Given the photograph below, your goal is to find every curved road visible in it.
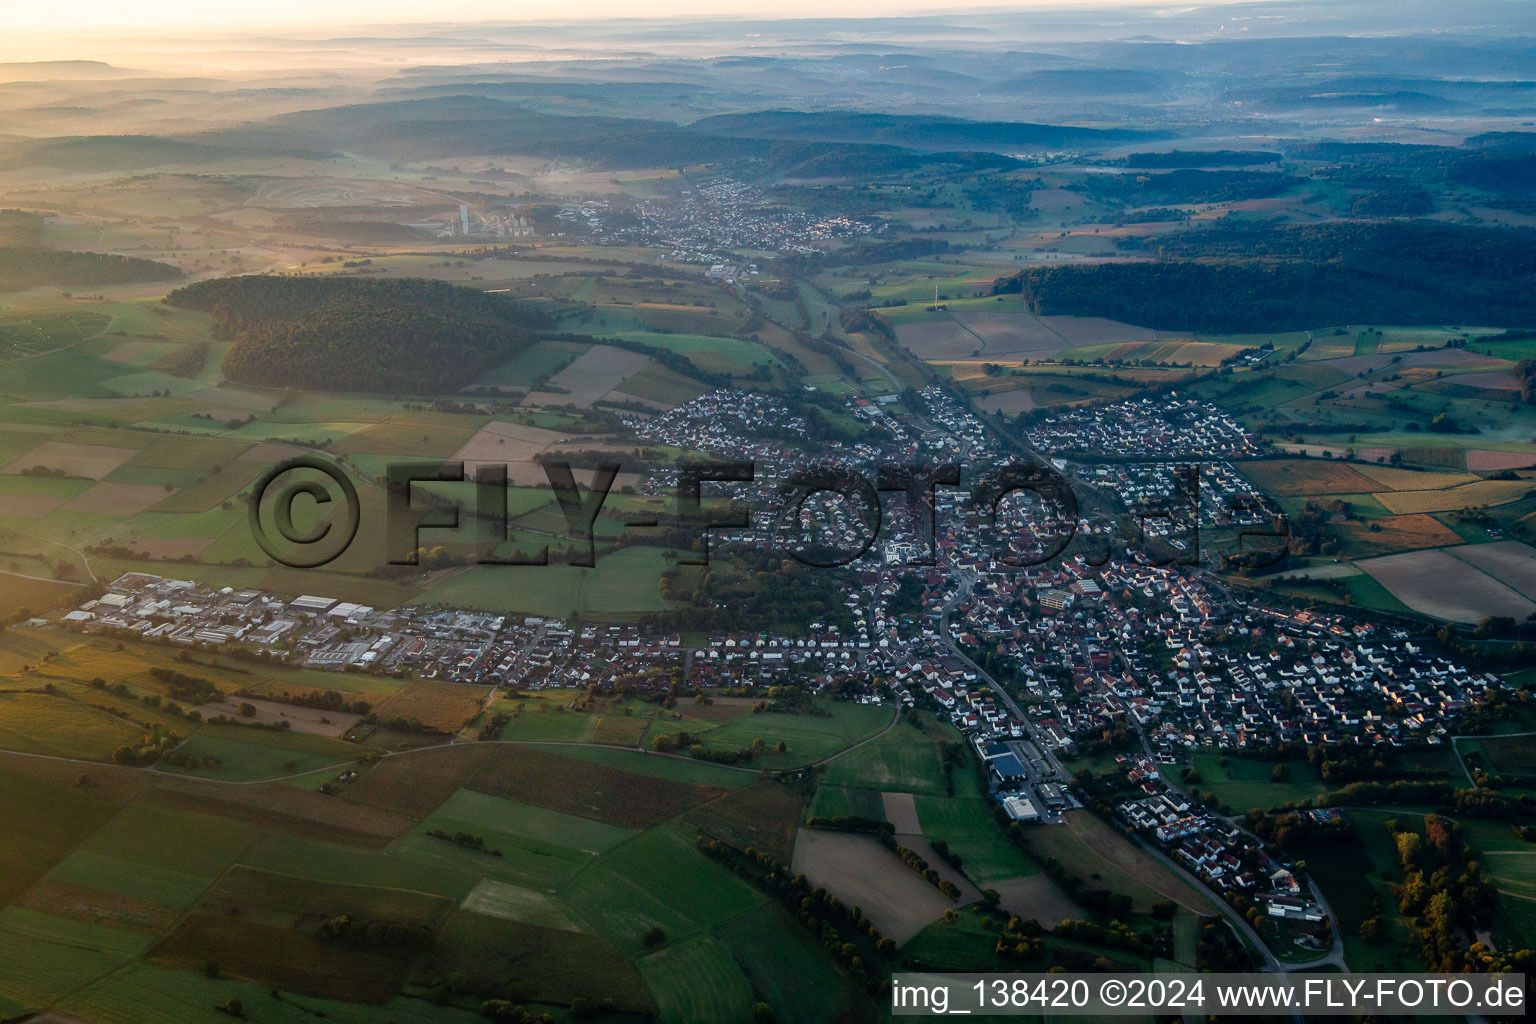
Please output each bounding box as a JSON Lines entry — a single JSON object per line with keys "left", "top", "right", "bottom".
{"left": 1140, "top": 731, "right": 1347, "bottom": 973}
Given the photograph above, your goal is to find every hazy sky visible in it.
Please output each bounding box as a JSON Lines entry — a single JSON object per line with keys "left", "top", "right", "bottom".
{"left": 8, "top": 0, "right": 1233, "bottom": 35}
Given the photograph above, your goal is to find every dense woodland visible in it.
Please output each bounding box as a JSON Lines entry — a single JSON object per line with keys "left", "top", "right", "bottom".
{"left": 0, "top": 247, "right": 182, "bottom": 292}
{"left": 0, "top": 211, "right": 181, "bottom": 291}
{"left": 166, "top": 275, "right": 551, "bottom": 392}
{"left": 1283, "top": 133, "right": 1536, "bottom": 195}
{"left": 1073, "top": 169, "right": 1302, "bottom": 205}
{"left": 993, "top": 220, "right": 1536, "bottom": 332}
{"left": 1145, "top": 220, "right": 1536, "bottom": 275}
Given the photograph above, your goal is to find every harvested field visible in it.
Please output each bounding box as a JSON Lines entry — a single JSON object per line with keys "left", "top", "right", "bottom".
{"left": 149, "top": 461, "right": 262, "bottom": 513}
{"left": 147, "top": 776, "right": 412, "bottom": 847}
{"left": 102, "top": 340, "right": 169, "bottom": 364}
{"left": 881, "top": 791, "right": 923, "bottom": 834}
{"left": 791, "top": 828, "right": 951, "bottom": 944}
{"left": 1339, "top": 381, "right": 1396, "bottom": 398}
{"left": 186, "top": 387, "right": 279, "bottom": 414}
{"left": 370, "top": 679, "right": 486, "bottom": 734}
{"left": 1239, "top": 459, "right": 1380, "bottom": 496}
{"left": 684, "top": 779, "right": 806, "bottom": 862}
{"left": 0, "top": 493, "right": 64, "bottom": 516}
{"left": 1356, "top": 548, "right": 1536, "bottom": 623}
{"left": 1400, "top": 447, "right": 1467, "bottom": 470}
{"left": 1449, "top": 541, "right": 1536, "bottom": 602}
{"left": 122, "top": 538, "right": 213, "bottom": 560}
{"left": 251, "top": 177, "right": 449, "bottom": 208}
{"left": 1401, "top": 348, "right": 1500, "bottom": 368}
{"left": 449, "top": 418, "right": 571, "bottom": 462}
{"left": 3, "top": 441, "right": 136, "bottom": 480}
{"left": 950, "top": 312, "right": 1073, "bottom": 358}
{"left": 468, "top": 745, "right": 726, "bottom": 828}
{"left": 678, "top": 696, "right": 757, "bottom": 724}
{"left": 185, "top": 695, "right": 359, "bottom": 737}
{"left": 524, "top": 345, "right": 649, "bottom": 408}
{"left": 448, "top": 419, "right": 584, "bottom": 484}
{"left": 1448, "top": 372, "right": 1521, "bottom": 391}
{"left": 331, "top": 413, "right": 485, "bottom": 457}
{"left": 342, "top": 743, "right": 491, "bottom": 818}
{"left": 1038, "top": 315, "right": 1158, "bottom": 346}
{"left": 60, "top": 482, "right": 173, "bottom": 515}
{"left": 590, "top": 714, "right": 649, "bottom": 746}
{"left": 1333, "top": 514, "right": 1462, "bottom": 555}
{"left": 1353, "top": 465, "right": 1478, "bottom": 490}
{"left": 1159, "top": 341, "right": 1246, "bottom": 365}
{"left": 237, "top": 441, "right": 304, "bottom": 462}
{"left": 1374, "top": 479, "right": 1534, "bottom": 514}
{"left": 894, "top": 320, "right": 982, "bottom": 360}
{"left": 1323, "top": 354, "right": 1393, "bottom": 375}
{"left": 149, "top": 911, "right": 414, "bottom": 1003}
{"left": 978, "top": 389, "right": 1036, "bottom": 416}
{"left": 16, "top": 879, "right": 177, "bottom": 933}
{"left": 1467, "top": 449, "right": 1536, "bottom": 472}
{"left": 989, "top": 874, "right": 1080, "bottom": 931}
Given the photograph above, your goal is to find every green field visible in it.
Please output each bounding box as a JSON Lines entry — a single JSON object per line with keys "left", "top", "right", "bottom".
{"left": 819, "top": 714, "right": 950, "bottom": 794}
{"left": 418, "top": 545, "right": 680, "bottom": 618}
{"left": 697, "top": 702, "right": 893, "bottom": 768}
{"left": 408, "top": 788, "right": 635, "bottom": 889}
{"left": 46, "top": 848, "right": 214, "bottom": 909}
{"left": 808, "top": 784, "right": 886, "bottom": 820}
{"left": 718, "top": 904, "right": 860, "bottom": 1024}
{"left": 1190, "top": 750, "right": 1333, "bottom": 812}
{"left": 78, "top": 802, "right": 259, "bottom": 878}
{"left": 0, "top": 765, "right": 122, "bottom": 905}
{"left": 594, "top": 331, "right": 780, "bottom": 375}
{"left": 913, "top": 772, "right": 1037, "bottom": 885}
{"left": 561, "top": 826, "right": 767, "bottom": 954}
{"left": 62, "top": 961, "right": 489, "bottom": 1024}
{"left": 637, "top": 937, "right": 756, "bottom": 1024}
{"left": 1483, "top": 852, "right": 1536, "bottom": 901}
{"left": 1021, "top": 811, "right": 1213, "bottom": 915}
{"left": 0, "top": 908, "right": 151, "bottom": 1011}
{"left": 161, "top": 724, "right": 359, "bottom": 781}
{"left": 0, "top": 690, "right": 145, "bottom": 759}
{"left": 548, "top": 744, "right": 757, "bottom": 787}
{"left": 475, "top": 340, "right": 589, "bottom": 387}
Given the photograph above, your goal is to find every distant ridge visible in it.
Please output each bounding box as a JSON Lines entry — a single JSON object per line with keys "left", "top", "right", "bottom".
{"left": 0, "top": 60, "right": 139, "bottom": 82}
{"left": 686, "top": 110, "right": 1166, "bottom": 152}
